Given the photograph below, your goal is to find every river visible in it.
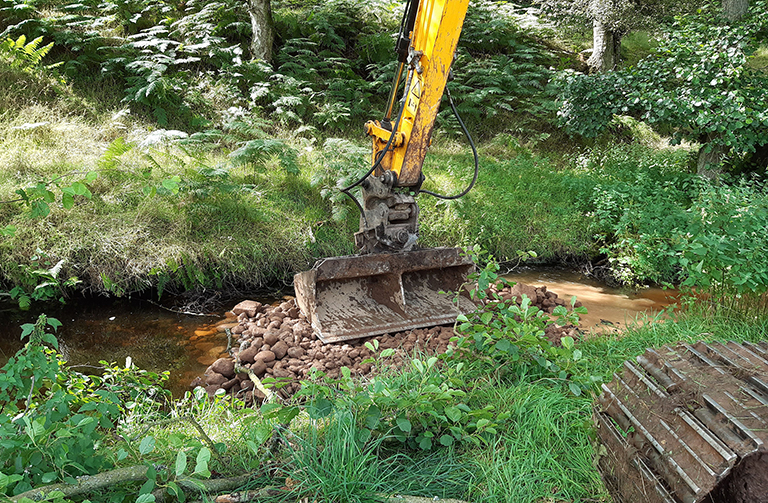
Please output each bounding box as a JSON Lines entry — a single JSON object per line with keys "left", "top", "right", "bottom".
{"left": 0, "top": 269, "right": 677, "bottom": 396}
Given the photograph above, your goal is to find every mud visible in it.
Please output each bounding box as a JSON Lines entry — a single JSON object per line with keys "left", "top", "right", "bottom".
{"left": 193, "top": 282, "right": 582, "bottom": 404}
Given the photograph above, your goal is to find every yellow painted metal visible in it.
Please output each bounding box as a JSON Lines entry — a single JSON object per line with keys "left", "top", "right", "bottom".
{"left": 367, "top": 0, "right": 470, "bottom": 186}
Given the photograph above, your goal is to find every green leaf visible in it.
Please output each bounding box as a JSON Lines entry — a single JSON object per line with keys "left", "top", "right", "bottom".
{"left": 396, "top": 417, "right": 412, "bottom": 434}
{"left": 568, "top": 383, "right": 582, "bottom": 396}
{"left": 139, "top": 436, "right": 156, "bottom": 455}
{"left": 175, "top": 451, "right": 187, "bottom": 477}
{"left": 439, "top": 434, "right": 454, "bottom": 446}
{"left": 62, "top": 193, "right": 74, "bottom": 209}
{"left": 309, "top": 398, "right": 333, "bottom": 419}
{"left": 380, "top": 348, "right": 395, "bottom": 358}
{"left": 194, "top": 447, "right": 211, "bottom": 478}
{"left": 138, "top": 478, "right": 155, "bottom": 496}
{"left": 136, "top": 494, "right": 156, "bottom": 503}
{"left": 494, "top": 339, "right": 511, "bottom": 352}
{"left": 166, "top": 481, "right": 185, "bottom": 503}
{"left": 418, "top": 437, "right": 432, "bottom": 450}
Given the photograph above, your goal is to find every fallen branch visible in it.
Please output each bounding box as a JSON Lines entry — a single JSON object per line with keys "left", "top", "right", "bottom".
{"left": 152, "top": 474, "right": 275, "bottom": 503}
{"left": 212, "top": 486, "right": 283, "bottom": 503}
{"left": 11, "top": 465, "right": 149, "bottom": 502}
{"left": 234, "top": 362, "right": 278, "bottom": 403}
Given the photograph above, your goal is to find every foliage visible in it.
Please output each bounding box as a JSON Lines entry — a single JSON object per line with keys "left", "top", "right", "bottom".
{"left": 264, "top": 344, "right": 509, "bottom": 451}
{"left": 0, "top": 315, "right": 166, "bottom": 496}
{"left": 442, "top": 1, "right": 559, "bottom": 135}
{"left": 8, "top": 249, "right": 80, "bottom": 310}
{"left": 0, "top": 34, "right": 54, "bottom": 70}
{"left": 309, "top": 138, "right": 370, "bottom": 222}
{"left": 566, "top": 144, "right": 768, "bottom": 297}
{"left": 677, "top": 179, "right": 768, "bottom": 296}
{"left": 558, "top": 3, "right": 768, "bottom": 171}
{"left": 14, "top": 171, "right": 97, "bottom": 219}
{"left": 566, "top": 145, "right": 699, "bottom": 284}
{"left": 536, "top": 0, "right": 684, "bottom": 35}
{"left": 449, "top": 256, "right": 595, "bottom": 396}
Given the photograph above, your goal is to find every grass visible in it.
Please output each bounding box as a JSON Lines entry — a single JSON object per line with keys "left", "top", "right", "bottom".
{"left": 466, "top": 383, "right": 603, "bottom": 503}
{"left": 0, "top": 76, "right": 600, "bottom": 297}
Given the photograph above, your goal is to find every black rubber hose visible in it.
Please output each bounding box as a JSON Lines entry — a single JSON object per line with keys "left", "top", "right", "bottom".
{"left": 418, "top": 84, "right": 479, "bottom": 200}
{"left": 340, "top": 71, "right": 414, "bottom": 225}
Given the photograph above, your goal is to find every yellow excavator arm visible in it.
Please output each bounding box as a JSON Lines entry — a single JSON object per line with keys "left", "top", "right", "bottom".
{"left": 365, "top": 0, "right": 470, "bottom": 187}
{"left": 293, "top": 0, "right": 477, "bottom": 343}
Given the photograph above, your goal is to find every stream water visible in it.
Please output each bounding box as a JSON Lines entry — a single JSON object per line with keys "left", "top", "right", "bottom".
{"left": 0, "top": 296, "right": 244, "bottom": 398}
{"left": 505, "top": 267, "right": 678, "bottom": 333}
{"left": 0, "top": 269, "right": 677, "bottom": 397}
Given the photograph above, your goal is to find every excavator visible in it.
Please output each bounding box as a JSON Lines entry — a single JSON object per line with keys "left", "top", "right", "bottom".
{"left": 292, "top": 3, "right": 768, "bottom": 500}
{"left": 293, "top": 0, "right": 477, "bottom": 344}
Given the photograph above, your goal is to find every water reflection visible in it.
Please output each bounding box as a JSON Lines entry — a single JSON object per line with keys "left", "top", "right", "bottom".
{"left": 0, "top": 296, "right": 229, "bottom": 397}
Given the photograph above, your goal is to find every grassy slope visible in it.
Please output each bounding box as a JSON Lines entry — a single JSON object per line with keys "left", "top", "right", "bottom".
{"left": 0, "top": 71, "right": 596, "bottom": 296}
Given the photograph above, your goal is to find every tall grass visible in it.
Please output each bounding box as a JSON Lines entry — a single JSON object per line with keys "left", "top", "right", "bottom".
{"left": 467, "top": 382, "right": 603, "bottom": 503}
{"left": 282, "top": 411, "right": 399, "bottom": 503}
{"left": 418, "top": 140, "right": 593, "bottom": 263}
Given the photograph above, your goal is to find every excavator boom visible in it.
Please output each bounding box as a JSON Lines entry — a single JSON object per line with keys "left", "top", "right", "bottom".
{"left": 294, "top": 0, "right": 474, "bottom": 343}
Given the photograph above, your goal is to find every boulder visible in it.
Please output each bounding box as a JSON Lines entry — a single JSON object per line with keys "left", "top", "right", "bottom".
{"left": 250, "top": 360, "right": 267, "bottom": 376}
{"left": 256, "top": 350, "right": 276, "bottom": 363}
{"left": 238, "top": 345, "right": 260, "bottom": 364}
{"left": 272, "top": 340, "right": 289, "bottom": 360}
{"left": 204, "top": 371, "right": 227, "bottom": 386}
{"left": 210, "top": 358, "right": 235, "bottom": 377}
{"left": 232, "top": 300, "right": 262, "bottom": 318}
{"left": 509, "top": 282, "right": 538, "bottom": 304}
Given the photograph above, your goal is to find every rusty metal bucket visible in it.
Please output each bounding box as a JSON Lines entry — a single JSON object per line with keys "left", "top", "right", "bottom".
{"left": 293, "top": 247, "right": 476, "bottom": 344}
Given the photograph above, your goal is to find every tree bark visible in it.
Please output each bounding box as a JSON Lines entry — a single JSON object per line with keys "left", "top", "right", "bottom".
{"left": 723, "top": 0, "right": 748, "bottom": 21}
{"left": 697, "top": 135, "right": 727, "bottom": 180}
{"left": 247, "top": 0, "right": 275, "bottom": 63}
{"left": 587, "top": 18, "right": 621, "bottom": 72}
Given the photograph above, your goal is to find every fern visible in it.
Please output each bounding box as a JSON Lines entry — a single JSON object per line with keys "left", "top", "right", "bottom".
{"left": 229, "top": 139, "right": 299, "bottom": 175}
{"left": 0, "top": 34, "right": 54, "bottom": 70}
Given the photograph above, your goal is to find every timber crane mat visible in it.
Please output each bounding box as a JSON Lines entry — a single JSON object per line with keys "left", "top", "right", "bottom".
{"left": 595, "top": 341, "right": 768, "bottom": 503}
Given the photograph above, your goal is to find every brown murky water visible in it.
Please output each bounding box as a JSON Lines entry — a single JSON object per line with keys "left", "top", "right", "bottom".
{"left": 0, "top": 296, "right": 238, "bottom": 397}
{"left": 506, "top": 268, "right": 678, "bottom": 334}
{"left": 0, "top": 271, "right": 678, "bottom": 396}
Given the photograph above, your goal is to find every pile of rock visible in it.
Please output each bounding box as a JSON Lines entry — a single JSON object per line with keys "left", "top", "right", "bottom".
{"left": 487, "top": 281, "right": 583, "bottom": 313}
{"left": 196, "top": 282, "right": 582, "bottom": 404}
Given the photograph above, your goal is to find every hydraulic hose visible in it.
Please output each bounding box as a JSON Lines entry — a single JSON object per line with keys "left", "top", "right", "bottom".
{"left": 340, "top": 70, "right": 414, "bottom": 225}
{"left": 418, "top": 84, "right": 479, "bottom": 200}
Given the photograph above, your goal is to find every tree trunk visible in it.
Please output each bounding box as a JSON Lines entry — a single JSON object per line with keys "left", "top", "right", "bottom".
{"left": 247, "top": 0, "right": 275, "bottom": 63}
{"left": 697, "top": 135, "right": 727, "bottom": 180}
{"left": 587, "top": 18, "right": 621, "bottom": 73}
{"left": 723, "top": 0, "right": 748, "bottom": 21}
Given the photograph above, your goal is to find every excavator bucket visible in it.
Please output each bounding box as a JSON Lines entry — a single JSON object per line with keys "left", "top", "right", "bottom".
{"left": 294, "top": 247, "right": 476, "bottom": 344}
